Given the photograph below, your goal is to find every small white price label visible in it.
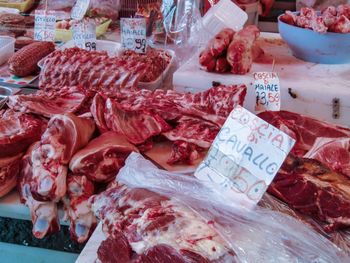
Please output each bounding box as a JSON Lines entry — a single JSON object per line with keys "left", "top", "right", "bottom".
{"left": 121, "top": 18, "right": 147, "bottom": 54}
{"left": 71, "top": 0, "right": 90, "bottom": 20}
{"left": 195, "top": 106, "right": 295, "bottom": 206}
{"left": 34, "top": 10, "right": 56, "bottom": 42}
{"left": 72, "top": 21, "right": 96, "bottom": 51}
{"left": 253, "top": 72, "right": 281, "bottom": 112}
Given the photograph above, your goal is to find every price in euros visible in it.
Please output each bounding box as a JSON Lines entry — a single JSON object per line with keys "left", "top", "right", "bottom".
{"left": 135, "top": 38, "right": 146, "bottom": 53}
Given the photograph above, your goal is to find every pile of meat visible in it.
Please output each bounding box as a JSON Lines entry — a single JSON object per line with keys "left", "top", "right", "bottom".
{"left": 90, "top": 184, "right": 238, "bottom": 263}
{"left": 258, "top": 111, "right": 350, "bottom": 250}
{"left": 39, "top": 47, "right": 172, "bottom": 94}
{"left": 280, "top": 4, "right": 350, "bottom": 33}
{"left": 199, "top": 26, "right": 263, "bottom": 75}
{"left": 56, "top": 17, "right": 109, "bottom": 30}
{"left": 2, "top": 83, "right": 246, "bottom": 243}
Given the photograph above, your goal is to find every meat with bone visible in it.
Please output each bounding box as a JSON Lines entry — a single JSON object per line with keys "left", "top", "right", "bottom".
{"left": 167, "top": 141, "right": 201, "bottom": 165}
{"left": 30, "top": 113, "right": 95, "bottom": 202}
{"left": 39, "top": 47, "right": 147, "bottom": 94}
{"left": 69, "top": 132, "right": 138, "bottom": 183}
{"left": 0, "top": 153, "right": 23, "bottom": 197}
{"left": 90, "top": 185, "right": 237, "bottom": 263}
{"left": 7, "top": 86, "right": 91, "bottom": 118}
{"left": 258, "top": 110, "right": 350, "bottom": 156}
{"left": 268, "top": 154, "right": 350, "bottom": 232}
{"left": 0, "top": 109, "right": 46, "bottom": 158}
{"left": 304, "top": 137, "right": 350, "bottom": 178}
{"left": 226, "top": 25, "right": 261, "bottom": 75}
{"left": 63, "top": 175, "right": 97, "bottom": 243}
{"left": 18, "top": 142, "right": 60, "bottom": 239}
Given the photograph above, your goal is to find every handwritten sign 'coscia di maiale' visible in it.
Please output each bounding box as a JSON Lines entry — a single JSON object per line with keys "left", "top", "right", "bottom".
{"left": 195, "top": 106, "right": 295, "bottom": 207}
{"left": 120, "top": 18, "right": 147, "bottom": 54}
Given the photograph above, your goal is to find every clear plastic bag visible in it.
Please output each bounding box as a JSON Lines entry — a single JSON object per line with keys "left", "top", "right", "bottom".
{"left": 116, "top": 152, "right": 349, "bottom": 263}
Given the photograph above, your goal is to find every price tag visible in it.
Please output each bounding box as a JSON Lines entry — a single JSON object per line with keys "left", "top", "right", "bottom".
{"left": 121, "top": 18, "right": 147, "bottom": 53}
{"left": 34, "top": 10, "right": 56, "bottom": 41}
{"left": 72, "top": 21, "right": 96, "bottom": 51}
{"left": 253, "top": 72, "right": 281, "bottom": 112}
{"left": 195, "top": 106, "right": 295, "bottom": 206}
{"left": 71, "top": 0, "right": 90, "bottom": 20}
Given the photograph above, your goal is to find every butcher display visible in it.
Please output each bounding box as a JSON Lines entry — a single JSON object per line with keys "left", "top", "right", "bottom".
{"left": 90, "top": 185, "right": 238, "bottom": 263}
{"left": 63, "top": 175, "right": 97, "bottom": 243}
{"left": 199, "top": 26, "right": 262, "bottom": 75}
{"left": 29, "top": 113, "right": 95, "bottom": 202}
{"left": 7, "top": 86, "right": 91, "bottom": 118}
{"left": 69, "top": 132, "right": 138, "bottom": 183}
{"left": 280, "top": 5, "right": 350, "bottom": 33}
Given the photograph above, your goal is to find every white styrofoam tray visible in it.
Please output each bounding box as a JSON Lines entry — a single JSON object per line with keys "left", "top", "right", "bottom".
{"left": 173, "top": 32, "right": 350, "bottom": 127}
{"left": 38, "top": 40, "right": 176, "bottom": 91}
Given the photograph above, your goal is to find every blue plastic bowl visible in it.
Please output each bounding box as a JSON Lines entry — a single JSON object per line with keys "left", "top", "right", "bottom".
{"left": 278, "top": 12, "right": 350, "bottom": 64}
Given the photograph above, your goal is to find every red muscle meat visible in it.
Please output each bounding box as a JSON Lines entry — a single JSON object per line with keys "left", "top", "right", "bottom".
{"left": 7, "top": 86, "right": 91, "bottom": 118}
{"left": 39, "top": 47, "right": 147, "bottom": 94}
{"left": 167, "top": 141, "right": 201, "bottom": 165}
{"left": 258, "top": 111, "right": 350, "bottom": 156}
{"left": 30, "top": 114, "right": 95, "bottom": 202}
{"left": 69, "top": 132, "right": 138, "bottom": 182}
{"left": 0, "top": 153, "right": 23, "bottom": 197}
{"left": 0, "top": 109, "right": 46, "bottom": 158}
{"left": 227, "top": 25, "right": 260, "bottom": 75}
{"left": 18, "top": 142, "right": 60, "bottom": 239}
{"left": 305, "top": 137, "right": 350, "bottom": 178}
{"left": 63, "top": 175, "right": 96, "bottom": 243}
{"left": 268, "top": 154, "right": 350, "bottom": 231}
{"left": 90, "top": 185, "right": 237, "bottom": 263}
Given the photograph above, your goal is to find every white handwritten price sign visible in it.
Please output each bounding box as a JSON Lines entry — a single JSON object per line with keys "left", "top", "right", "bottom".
{"left": 71, "top": 0, "right": 90, "bottom": 20}
{"left": 195, "top": 106, "right": 295, "bottom": 206}
{"left": 121, "top": 18, "right": 147, "bottom": 54}
{"left": 34, "top": 10, "right": 56, "bottom": 42}
{"left": 254, "top": 72, "right": 281, "bottom": 112}
{"left": 72, "top": 21, "right": 96, "bottom": 51}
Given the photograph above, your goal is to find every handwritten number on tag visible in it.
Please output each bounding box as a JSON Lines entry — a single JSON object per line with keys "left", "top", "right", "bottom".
{"left": 85, "top": 42, "right": 96, "bottom": 51}
{"left": 135, "top": 38, "right": 146, "bottom": 53}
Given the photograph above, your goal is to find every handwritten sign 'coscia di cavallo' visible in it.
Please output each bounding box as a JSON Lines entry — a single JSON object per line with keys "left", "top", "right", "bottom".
{"left": 195, "top": 106, "right": 295, "bottom": 207}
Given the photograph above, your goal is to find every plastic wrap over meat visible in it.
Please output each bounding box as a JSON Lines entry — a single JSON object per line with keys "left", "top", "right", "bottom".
{"left": 69, "top": 132, "right": 138, "bottom": 182}
{"left": 91, "top": 152, "right": 348, "bottom": 263}
{"left": 63, "top": 175, "right": 97, "bottom": 243}
{"left": 30, "top": 114, "right": 95, "bottom": 202}
{"left": 7, "top": 86, "right": 92, "bottom": 118}
{"left": 18, "top": 143, "right": 60, "bottom": 239}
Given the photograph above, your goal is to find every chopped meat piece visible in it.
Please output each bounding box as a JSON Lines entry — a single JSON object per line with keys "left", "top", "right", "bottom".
{"left": 209, "top": 28, "right": 235, "bottom": 57}
{"left": 305, "top": 137, "right": 350, "bottom": 178}
{"left": 0, "top": 109, "right": 46, "bottom": 158}
{"left": 268, "top": 154, "right": 350, "bottom": 231}
{"left": 63, "top": 174, "right": 96, "bottom": 243}
{"left": 18, "top": 142, "right": 60, "bottom": 239}
{"left": 30, "top": 114, "right": 95, "bottom": 202}
{"left": 69, "top": 132, "right": 138, "bottom": 182}
{"left": 258, "top": 111, "right": 350, "bottom": 156}
{"left": 280, "top": 11, "right": 297, "bottom": 25}
{"left": 97, "top": 235, "right": 132, "bottom": 263}
{"left": 7, "top": 86, "right": 91, "bottom": 118}
{"left": 167, "top": 141, "right": 201, "bottom": 165}
{"left": 0, "top": 153, "right": 22, "bottom": 197}
{"left": 329, "top": 15, "right": 350, "bottom": 33}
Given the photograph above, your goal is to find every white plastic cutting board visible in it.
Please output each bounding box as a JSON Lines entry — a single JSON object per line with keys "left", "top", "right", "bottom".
{"left": 173, "top": 33, "right": 350, "bottom": 127}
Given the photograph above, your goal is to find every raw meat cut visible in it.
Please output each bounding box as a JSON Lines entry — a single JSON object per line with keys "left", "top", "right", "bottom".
{"left": 7, "top": 86, "right": 91, "bottom": 118}
{"left": 0, "top": 153, "right": 23, "bottom": 197}
{"left": 18, "top": 143, "right": 60, "bottom": 239}
{"left": 163, "top": 116, "right": 219, "bottom": 149}
{"left": 227, "top": 25, "right": 260, "bottom": 75}
{"left": 167, "top": 141, "right": 201, "bottom": 165}
{"left": 91, "top": 93, "right": 109, "bottom": 132}
{"left": 305, "top": 137, "right": 350, "bottom": 178}
{"left": 90, "top": 185, "right": 237, "bottom": 263}
{"left": 39, "top": 47, "right": 147, "bottom": 94}
{"left": 258, "top": 111, "right": 350, "bottom": 156}
{"left": 63, "top": 175, "right": 97, "bottom": 243}
{"left": 104, "top": 98, "right": 171, "bottom": 145}
{"left": 69, "top": 132, "right": 138, "bottom": 182}
{"left": 268, "top": 154, "right": 350, "bottom": 231}
{"left": 0, "top": 109, "right": 46, "bottom": 158}
{"left": 119, "top": 48, "right": 172, "bottom": 82}
{"left": 30, "top": 113, "right": 95, "bottom": 202}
